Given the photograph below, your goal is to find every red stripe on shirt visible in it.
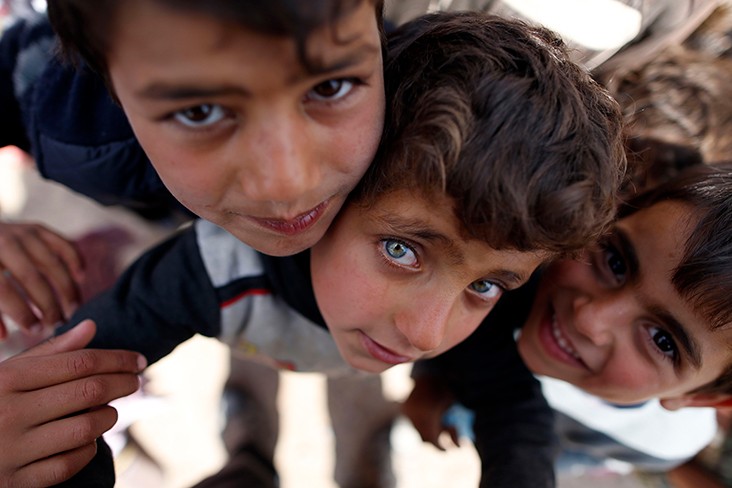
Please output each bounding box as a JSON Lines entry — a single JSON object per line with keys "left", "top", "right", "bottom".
{"left": 221, "top": 288, "right": 270, "bottom": 308}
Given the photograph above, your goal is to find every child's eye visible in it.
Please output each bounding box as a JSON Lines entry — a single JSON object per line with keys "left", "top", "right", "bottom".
{"left": 648, "top": 325, "right": 679, "bottom": 362}
{"left": 381, "top": 239, "right": 418, "bottom": 267}
{"left": 469, "top": 279, "right": 504, "bottom": 301}
{"left": 598, "top": 239, "right": 627, "bottom": 284}
{"left": 173, "top": 104, "right": 226, "bottom": 128}
{"left": 308, "top": 78, "right": 357, "bottom": 102}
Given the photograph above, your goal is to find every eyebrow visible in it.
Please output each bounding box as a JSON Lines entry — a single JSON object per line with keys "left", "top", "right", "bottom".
{"left": 135, "top": 43, "right": 380, "bottom": 101}
{"left": 617, "top": 228, "right": 703, "bottom": 369}
{"left": 137, "top": 84, "right": 250, "bottom": 100}
{"left": 302, "top": 42, "right": 381, "bottom": 78}
{"left": 376, "top": 214, "right": 527, "bottom": 287}
{"left": 378, "top": 214, "right": 460, "bottom": 259}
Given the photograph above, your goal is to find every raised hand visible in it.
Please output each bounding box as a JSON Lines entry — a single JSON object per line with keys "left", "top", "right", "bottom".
{"left": 0, "top": 320, "right": 146, "bottom": 488}
{"left": 0, "top": 221, "right": 85, "bottom": 338}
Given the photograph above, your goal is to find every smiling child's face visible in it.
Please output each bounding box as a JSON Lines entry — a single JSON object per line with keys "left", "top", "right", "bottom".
{"left": 106, "top": 0, "right": 384, "bottom": 256}
{"left": 311, "top": 190, "right": 549, "bottom": 373}
{"left": 518, "top": 200, "right": 732, "bottom": 407}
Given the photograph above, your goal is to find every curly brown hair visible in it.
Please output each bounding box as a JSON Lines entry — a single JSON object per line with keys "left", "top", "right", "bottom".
{"left": 352, "top": 12, "right": 627, "bottom": 255}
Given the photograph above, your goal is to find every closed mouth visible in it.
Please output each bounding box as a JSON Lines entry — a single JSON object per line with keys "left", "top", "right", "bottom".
{"left": 251, "top": 200, "right": 329, "bottom": 235}
{"left": 359, "top": 332, "right": 413, "bottom": 365}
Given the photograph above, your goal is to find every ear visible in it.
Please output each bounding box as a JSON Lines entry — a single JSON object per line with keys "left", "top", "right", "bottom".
{"left": 660, "top": 393, "right": 732, "bottom": 411}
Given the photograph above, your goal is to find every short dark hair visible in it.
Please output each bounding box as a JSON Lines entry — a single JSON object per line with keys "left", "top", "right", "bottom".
{"left": 47, "top": 0, "right": 384, "bottom": 78}
{"left": 619, "top": 164, "right": 732, "bottom": 396}
{"left": 351, "top": 11, "right": 626, "bottom": 254}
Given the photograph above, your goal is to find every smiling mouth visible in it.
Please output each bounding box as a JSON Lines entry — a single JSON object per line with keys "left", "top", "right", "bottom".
{"left": 551, "top": 314, "right": 581, "bottom": 360}
{"left": 250, "top": 200, "right": 329, "bottom": 235}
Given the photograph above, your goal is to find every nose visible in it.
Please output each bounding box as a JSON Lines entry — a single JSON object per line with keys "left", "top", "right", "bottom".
{"left": 571, "top": 293, "right": 620, "bottom": 347}
{"left": 394, "top": 293, "right": 454, "bottom": 352}
{"left": 238, "top": 108, "right": 321, "bottom": 205}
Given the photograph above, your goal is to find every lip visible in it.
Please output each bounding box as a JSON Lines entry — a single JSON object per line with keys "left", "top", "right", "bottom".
{"left": 538, "top": 307, "right": 587, "bottom": 369}
{"left": 358, "top": 331, "right": 413, "bottom": 365}
{"left": 249, "top": 200, "right": 329, "bottom": 236}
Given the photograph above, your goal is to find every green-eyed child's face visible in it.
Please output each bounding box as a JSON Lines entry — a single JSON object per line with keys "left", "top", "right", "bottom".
{"left": 107, "top": 0, "right": 384, "bottom": 256}
{"left": 311, "top": 190, "right": 549, "bottom": 373}
{"left": 519, "top": 201, "right": 732, "bottom": 408}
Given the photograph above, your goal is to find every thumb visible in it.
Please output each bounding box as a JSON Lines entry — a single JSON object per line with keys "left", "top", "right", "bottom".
{"left": 19, "top": 319, "right": 97, "bottom": 358}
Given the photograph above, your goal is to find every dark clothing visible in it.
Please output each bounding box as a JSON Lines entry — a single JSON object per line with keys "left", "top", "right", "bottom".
{"left": 55, "top": 220, "right": 556, "bottom": 488}
{"left": 414, "top": 277, "right": 558, "bottom": 488}
{"left": 1, "top": 15, "right": 182, "bottom": 215}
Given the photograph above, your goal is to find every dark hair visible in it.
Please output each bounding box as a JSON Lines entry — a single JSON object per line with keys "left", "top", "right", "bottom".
{"left": 351, "top": 11, "right": 626, "bottom": 254}
{"left": 606, "top": 47, "right": 732, "bottom": 166}
{"left": 47, "top": 0, "right": 384, "bottom": 78}
{"left": 619, "top": 164, "right": 732, "bottom": 396}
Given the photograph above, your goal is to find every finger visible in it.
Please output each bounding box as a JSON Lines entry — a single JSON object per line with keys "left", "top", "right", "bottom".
{"left": 415, "top": 420, "right": 446, "bottom": 451}
{"left": 25, "top": 228, "right": 85, "bottom": 317}
{"left": 35, "top": 227, "right": 85, "bottom": 281}
{"left": 9, "top": 440, "right": 99, "bottom": 488}
{"left": 3, "top": 321, "right": 147, "bottom": 390}
{"left": 0, "top": 225, "right": 83, "bottom": 325}
{"left": 446, "top": 426, "right": 460, "bottom": 447}
{"left": 19, "top": 319, "right": 97, "bottom": 357}
{"left": 24, "top": 405, "right": 118, "bottom": 461}
{"left": 0, "top": 270, "right": 43, "bottom": 329}
{"left": 0, "top": 314, "right": 7, "bottom": 340}
{"left": 4, "top": 350, "right": 146, "bottom": 393}
{"left": 19, "top": 373, "right": 140, "bottom": 426}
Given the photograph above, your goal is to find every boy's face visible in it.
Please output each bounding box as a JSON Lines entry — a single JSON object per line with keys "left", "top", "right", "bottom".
{"left": 311, "top": 190, "right": 549, "bottom": 373}
{"left": 107, "top": 0, "right": 384, "bottom": 256}
{"left": 518, "top": 201, "right": 732, "bottom": 406}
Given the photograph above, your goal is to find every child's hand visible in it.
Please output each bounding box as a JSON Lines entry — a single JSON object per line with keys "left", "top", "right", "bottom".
{"left": 0, "top": 320, "right": 146, "bottom": 488}
{"left": 0, "top": 221, "right": 84, "bottom": 338}
{"left": 401, "top": 375, "right": 460, "bottom": 451}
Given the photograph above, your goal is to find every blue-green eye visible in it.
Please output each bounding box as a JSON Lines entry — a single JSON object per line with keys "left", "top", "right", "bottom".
{"left": 469, "top": 279, "right": 503, "bottom": 300}
{"left": 174, "top": 104, "right": 226, "bottom": 127}
{"left": 382, "top": 239, "right": 418, "bottom": 267}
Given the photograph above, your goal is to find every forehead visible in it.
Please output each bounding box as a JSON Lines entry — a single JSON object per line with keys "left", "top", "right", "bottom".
{"left": 107, "top": 0, "right": 381, "bottom": 74}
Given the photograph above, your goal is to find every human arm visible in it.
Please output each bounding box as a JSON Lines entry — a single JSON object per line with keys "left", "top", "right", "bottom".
{"left": 401, "top": 373, "right": 460, "bottom": 451}
{"left": 0, "top": 221, "right": 85, "bottom": 338}
{"left": 0, "top": 319, "right": 145, "bottom": 488}
{"left": 55, "top": 223, "right": 221, "bottom": 363}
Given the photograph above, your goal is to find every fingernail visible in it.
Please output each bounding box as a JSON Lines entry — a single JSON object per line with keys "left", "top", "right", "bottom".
{"left": 66, "top": 302, "right": 80, "bottom": 317}
{"left": 137, "top": 355, "right": 148, "bottom": 371}
{"left": 28, "top": 323, "right": 44, "bottom": 335}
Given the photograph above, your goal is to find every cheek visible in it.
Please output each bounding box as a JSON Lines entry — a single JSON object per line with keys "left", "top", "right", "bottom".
{"left": 586, "top": 361, "right": 659, "bottom": 402}
{"left": 142, "top": 145, "right": 225, "bottom": 207}
{"left": 438, "top": 309, "right": 490, "bottom": 355}
{"left": 332, "top": 91, "right": 385, "bottom": 176}
{"left": 313, "top": 254, "right": 385, "bottom": 326}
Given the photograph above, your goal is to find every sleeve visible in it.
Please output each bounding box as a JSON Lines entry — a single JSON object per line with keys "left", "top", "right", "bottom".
{"left": 56, "top": 224, "right": 222, "bottom": 364}
{"left": 2, "top": 15, "right": 175, "bottom": 211}
{"left": 417, "top": 292, "right": 558, "bottom": 488}
{"left": 0, "top": 15, "right": 54, "bottom": 150}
